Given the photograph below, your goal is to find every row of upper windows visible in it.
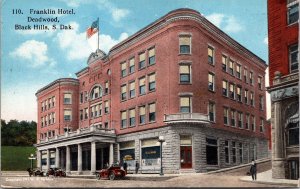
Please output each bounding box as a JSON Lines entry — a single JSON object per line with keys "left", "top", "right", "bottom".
{"left": 208, "top": 47, "right": 263, "bottom": 88}
{"left": 121, "top": 73, "right": 156, "bottom": 101}
{"left": 79, "top": 101, "right": 109, "bottom": 121}
{"left": 287, "top": 0, "right": 299, "bottom": 25}
{"left": 179, "top": 64, "right": 263, "bottom": 90}
{"left": 41, "top": 112, "right": 56, "bottom": 127}
{"left": 120, "top": 102, "right": 156, "bottom": 129}
{"left": 40, "top": 130, "right": 55, "bottom": 139}
{"left": 120, "top": 47, "right": 155, "bottom": 77}
{"left": 41, "top": 96, "right": 55, "bottom": 112}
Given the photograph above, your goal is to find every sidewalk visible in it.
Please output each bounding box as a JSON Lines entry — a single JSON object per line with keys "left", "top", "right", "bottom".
{"left": 239, "top": 169, "right": 298, "bottom": 187}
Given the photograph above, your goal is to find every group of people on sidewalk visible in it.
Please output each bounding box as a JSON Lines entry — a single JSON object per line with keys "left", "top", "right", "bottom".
{"left": 118, "top": 160, "right": 140, "bottom": 174}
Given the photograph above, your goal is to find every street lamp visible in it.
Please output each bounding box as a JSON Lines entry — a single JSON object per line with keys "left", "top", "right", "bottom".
{"left": 158, "top": 136, "right": 165, "bottom": 176}
{"left": 28, "top": 154, "right": 36, "bottom": 169}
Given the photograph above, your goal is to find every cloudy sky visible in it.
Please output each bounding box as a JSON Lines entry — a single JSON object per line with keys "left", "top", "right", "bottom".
{"left": 1, "top": 0, "right": 269, "bottom": 122}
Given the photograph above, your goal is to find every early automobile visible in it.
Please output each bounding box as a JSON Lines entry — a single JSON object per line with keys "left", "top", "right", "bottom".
{"left": 27, "top": 168, "right": 44, "bottom": 177}
{"left": 96, "top": 164, "right": 126, "bottom": 180}
{"left": 46, "top": 168, "right": 66, "bottom": 177}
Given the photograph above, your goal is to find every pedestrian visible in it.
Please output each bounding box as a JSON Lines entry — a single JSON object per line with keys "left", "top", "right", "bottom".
{"left": 135, "top": 160, "right": 139, "bottom": 174}
{"left": 123, "top": 161, "right": 128, "bottom": 175}
{"left": 249, "top": 159, "right": 257, "bottom": 180}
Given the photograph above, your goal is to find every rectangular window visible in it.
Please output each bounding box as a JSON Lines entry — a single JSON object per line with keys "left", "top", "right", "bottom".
{"left": 84, "top": 108, "right": 88, "bottom": 119}
{"left": 98, "top": 103, "right": 102, "bottom": 116}
{"left": 52, "top": 96, "right": 55, "bottom": 107}
{"left": 139, "top": 52, "right": 146, "bottom": 69}
{"left": 244, "top": 89, "right": 248, "bottom": 104}
{"left": 41, "top": 117, "right": 44, "bottom": 127}
{"left": 238, "top": 112, "right": 243, "bottom": 128}
{"left": 250, "top": 92, "right": 254, "bottom": 106}
{"left": 236, "top": 86, "right": 242, "bottom": 102}
{"left": 232, "top": 141, "right": 236, "bottom": 164}
{"left": 246, "top": 114, "right": 250, "bottom": 130}
{"left": 206, "top": 138, "right": 218, "bottom": 165}
{"left": 229, "top": 83, "right": 235, "bottom": 99}
{"left": 139, "top": 77, "right": 146, "bottom": 95}
{"left": 208, "top": 46, "right": 214, "bottom": 64}
{"left": 224, "top": 107, "right": 229, "bottom": 125}
{"left": 104, "top": 101, "right": 109, "bottom": 114}
{"left": 180, "top": 65, "right": 191, "bottom": 83}
{"left": 45, "top": 115, "right": 47, "bottom": 126}
{"left": 129, "top": 109, "right": 136, "bottom": 127}
{"left": 244, "top": 68, "right": 248, "bottom": 83}
{"left": 129, "top": 81, "right": 135, "bottom": 98}
{"left": 259, "top": 96, "right": 264, "bottom": 110}
{"left": 84, "top": 91, "right": 88, "bottom": 102}
{"left": 129, "top": 57, "right": 135, "bottom": 74}
{"left": 179, "top": 36, "right": 191, "bottom": 54}
{"left": 231, "top": 109, "right": 236, "bottom": 127}
{"left": 289, "top": 44, "right": 298, "bottom": 72}
{"left": 80, "top": 110, "right": 83, "bottom": 120}
{"left": 180, "top": 97, "right": 191, "bottom": 113}
{"left": 49, "top": 113, "right": 52, "bottom": 124}
{"left": 251, "top": 115, "right": 256, "bottom": 131}
{"left": 249, "top": 72, "right": 254, "bottom": 85}
{"left": 52, "top": 113, "right": 55, "bottom": 124}
{"left": 105, "top": 81, "right": 109, "bottom": 94}
{"left": 80, "top": 92, "right": 83, "bottom": 103}
{"left": 239, "top": 143, "right": 243, "bottom": 164}
{"left": 222, "top": 55, "right": 227, "bottom": 71}
{"left": 139, "top": 106, "right": 146, "bottom": 124}
{"left": 121, "top": 62, "right": 127, "bottom": 77}
{"left": 91, "top": 106, "right": 95, "bottom": 118}
{"left": 148, "top": 48, "right": 155, "bottom": 65}
{"left": 208, "top": 102, "right": 215, "bottom": 122}
{"left": 258, "top": 77, "right": 262, "bottom": 90}
{"left": 222, "top": 80, "right": 228, "bottom": 96}
{"left": 260, "top": 118, "right": 264, "bottom": 133}
{"left": 229, "top": 60, "right": 234, "bottom": 75}
{"left": 148, "top": 73, "right": 156, "bottom": 92}
{"left": 41, "top": 102, "right": 44, "bottom": 112}
{"left": 225, "top": 140, "right": 229, "bottom": 164}
{"left": 45, "top": 99, "right": 48, "bottom": 110}
{"left": 64, "top": 93, "right": 72, "bottom": 104}
{"left": 288, "top": 3, "right": 299, "bottom": 25}
{"left": 121, "top": 84, "right": 127, "bottom": 101}
{"left": 208, "top": 73, "right": 214, "bottom": 91}
{"left": 48, "top": 98, "right": 52, "bottom": 109}
{"left": 121, "top": 111, "right": 127, "bottom": 128}
{"left": 236, "top": 64, "right": 241, "bottom": 79}
{"left": 64, "top": 109, "right": 71, "bottom": 121}
{"left": 149, "top": 103, "right": 156, "bottom": 122}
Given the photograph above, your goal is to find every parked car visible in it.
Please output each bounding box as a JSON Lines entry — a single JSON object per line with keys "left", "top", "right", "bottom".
{"left": 96, "top": 164, "right": 126, "bottom": 180}
{"left": 27, "top": 168, "right": 44, "bottom": 177}
{"left": 46, "top": 168, "right": 66, "bottom": 177}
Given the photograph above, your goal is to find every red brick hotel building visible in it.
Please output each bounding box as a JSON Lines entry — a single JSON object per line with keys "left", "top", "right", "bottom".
{"left": 35, "top": 8, "right": 268, "bottom": 174}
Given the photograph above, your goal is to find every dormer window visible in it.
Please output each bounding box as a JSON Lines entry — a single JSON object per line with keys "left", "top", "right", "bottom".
{"left": 90, "top": 85, "right": 103, "bottom": 100}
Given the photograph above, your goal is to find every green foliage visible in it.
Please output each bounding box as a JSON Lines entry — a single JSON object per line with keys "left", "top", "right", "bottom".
{"left": 1, "top": 119, "right": 37, "bottom": 146}
{"left": 1, "top": 146, "right": 37, "bottom": 171}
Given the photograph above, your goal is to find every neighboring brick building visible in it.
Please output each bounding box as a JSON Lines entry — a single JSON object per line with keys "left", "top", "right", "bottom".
{"left": 267, "top": 0, "right": 299, "bottom": 180}
{"left": 35, "top": 8, "right": 268, "bottom": 174}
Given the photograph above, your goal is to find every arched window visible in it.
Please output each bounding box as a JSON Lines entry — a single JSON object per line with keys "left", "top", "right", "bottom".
{"left": 90, "top": 85, "right": 103, "bottom": 100}
{"left": 287, "top": 122, "right": 299, "bottom": 146}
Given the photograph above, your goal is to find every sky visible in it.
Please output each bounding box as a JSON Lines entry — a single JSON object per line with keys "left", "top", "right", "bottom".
{"left": 1, "top": 0, "right": 269, "bottom": 122}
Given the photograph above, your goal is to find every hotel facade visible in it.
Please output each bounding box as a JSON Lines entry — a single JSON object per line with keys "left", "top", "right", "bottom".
{"left": 35, "top": 8, "right": 269, "bottom": 174}
{"left": 267, "top": 0, "right": 299, "bottom": 180}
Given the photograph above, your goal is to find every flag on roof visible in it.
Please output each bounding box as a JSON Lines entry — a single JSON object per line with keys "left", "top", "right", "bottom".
{"left": 86, "top": 19, "right": 99, "bottom": 38}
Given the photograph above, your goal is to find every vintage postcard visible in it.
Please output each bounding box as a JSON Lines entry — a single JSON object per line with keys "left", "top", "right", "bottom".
{"left": 1, "top": 0, "right": 299, "bottom": 188}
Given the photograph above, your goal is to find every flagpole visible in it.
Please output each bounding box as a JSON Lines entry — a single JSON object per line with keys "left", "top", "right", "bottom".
{"left": 97, "top": 17, "right": 99, "bottom": 50}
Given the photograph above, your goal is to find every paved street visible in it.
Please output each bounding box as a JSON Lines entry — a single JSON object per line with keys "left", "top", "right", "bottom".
{"left": 1, "top": 173, "right": 291, "bottom": 188}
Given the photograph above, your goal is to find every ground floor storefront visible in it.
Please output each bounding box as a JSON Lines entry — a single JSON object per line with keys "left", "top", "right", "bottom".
{"left": 36, "top": 124, "right": 268, "bottom": 175}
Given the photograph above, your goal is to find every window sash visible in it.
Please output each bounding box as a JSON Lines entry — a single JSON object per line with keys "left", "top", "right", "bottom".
{"left": 149, "top": 74, "right": 155, "bottom": 82}
{"left": 139, "top": 53, "right": 145, "bottom": 61}
{"left": 180, "top": 97, "right": 190, "bottom": 106}
{"left": 149, "top": 103, "right": 155, "bottom": 113}
{"left": 180, "top": 65, "right": 190, "bottom": 74}
{"left": 149, "top": 48, "right": 155, "bottom": 57}
{"left": 179, "top": 36, "right": 191, "bottom": 45}
{"left": 139, "top": 106, "right": 145, "bottom": 115}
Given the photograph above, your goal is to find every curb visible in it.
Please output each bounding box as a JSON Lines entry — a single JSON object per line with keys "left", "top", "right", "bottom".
{"left": 239, "top": 178, "right": 298, "bottom": 187}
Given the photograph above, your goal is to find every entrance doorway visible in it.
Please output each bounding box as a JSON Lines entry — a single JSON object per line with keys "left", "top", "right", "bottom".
{"left": 180, "top": 146, "right": 192, "bottom": 168}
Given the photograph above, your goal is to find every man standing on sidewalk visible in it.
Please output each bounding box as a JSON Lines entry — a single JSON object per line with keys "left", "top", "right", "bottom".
{"left": 250, "top": 159, "right": 257, "bottom": 180}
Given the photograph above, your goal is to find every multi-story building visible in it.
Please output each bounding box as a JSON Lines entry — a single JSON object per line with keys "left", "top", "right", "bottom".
{"left": 35, "top": 8, "right": 268, "bottom": 174}
{"left": 267, "top": 0, "right": 299, "bottom": 180}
